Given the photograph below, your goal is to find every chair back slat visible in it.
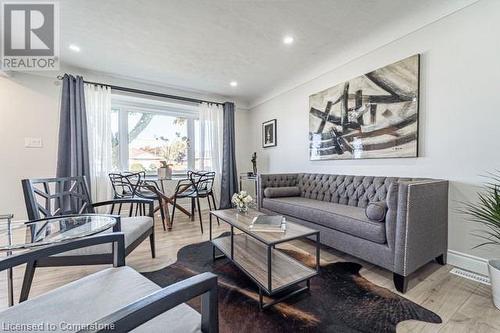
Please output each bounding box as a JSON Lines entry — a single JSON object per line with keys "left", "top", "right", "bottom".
{"left": 108, "top": 172, "right": 143, "bottom": 198}
{"left": 22, "top": 176, "right": 94, "bottom": 221}
{"left": 189, "top": 171, "right": 216, "bottom": 194}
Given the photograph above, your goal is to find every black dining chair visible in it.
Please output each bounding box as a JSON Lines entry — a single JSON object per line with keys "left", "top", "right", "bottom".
{"left": 170, "top": 171, "right": 219, "bottom": 233}
{"left": 108, "top": 172, "right": 141, "bottom": 214}
{"left": 109, "top": 172, "right": 169, "bottom": 230}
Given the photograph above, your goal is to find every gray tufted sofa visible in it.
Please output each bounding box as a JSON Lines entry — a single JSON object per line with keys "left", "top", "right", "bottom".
{"left": 257, "top": 173, "right": 449, "bottom": 293}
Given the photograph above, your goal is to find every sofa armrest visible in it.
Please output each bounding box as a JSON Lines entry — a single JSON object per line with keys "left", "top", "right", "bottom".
{"left": 393, "top": 180, "right": 449, "bottom": 276}
{"left": 80, "top": 272, "right": 218, "bottom": 333}
{"left": 257, "top": 173, "right": 299, "bottom": 210}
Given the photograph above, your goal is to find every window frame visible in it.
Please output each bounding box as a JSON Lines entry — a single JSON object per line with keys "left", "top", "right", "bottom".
{"left": 111, "top": 94, "right": 199, "bottom": 174}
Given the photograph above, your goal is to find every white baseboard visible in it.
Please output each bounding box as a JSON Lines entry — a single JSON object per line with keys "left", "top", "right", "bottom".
{"left": 447, "top": 249, "right": 489, "bottom": 276}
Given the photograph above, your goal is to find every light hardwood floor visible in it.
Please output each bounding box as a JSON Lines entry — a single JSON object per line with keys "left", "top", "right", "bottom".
{"left": 0, "top": 210, "right": 497, "bottom": 332}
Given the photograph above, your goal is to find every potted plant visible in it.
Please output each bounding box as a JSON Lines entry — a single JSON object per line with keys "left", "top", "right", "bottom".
{"left": 158, "top": 160, "right": 173, "bottom": 179}
{"left": 156, "top": 133, "right": 189, "bottom": 179}
{"left": 462, "top": 172, "right": 500, "bottom": 309}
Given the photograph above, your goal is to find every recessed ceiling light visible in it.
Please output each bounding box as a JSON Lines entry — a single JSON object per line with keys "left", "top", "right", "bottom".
{"left": 69, "top": 44, "right": 81, "bottom": 52}
{"left": 283, "top": 35, "right": 294, "bottom": 45}
{"left": 230, "top": 81, "right": 238, "bottom": 87}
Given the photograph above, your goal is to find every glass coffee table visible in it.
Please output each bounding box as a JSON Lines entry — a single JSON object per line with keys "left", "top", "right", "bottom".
{"left": 209, "top": 208, "right": 320, "bottom": 310}
{"left": 0, "top": 214, "right": 117, "bottom": 306}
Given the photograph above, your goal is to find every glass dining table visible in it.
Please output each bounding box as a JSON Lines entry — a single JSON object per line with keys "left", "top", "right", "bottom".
{"left": 143, "top": 175, "right": 194, "bottom": 229}
{"left": 0, "top": 214, "right": 117, "bottom": 307}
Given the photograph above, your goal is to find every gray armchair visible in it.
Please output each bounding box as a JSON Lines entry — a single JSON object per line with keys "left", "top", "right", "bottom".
{"left": 0, "top": 233, "right": 218, "bottom": 333}
{"left": 20, "top": 176, "right": 156, "bottom": 302}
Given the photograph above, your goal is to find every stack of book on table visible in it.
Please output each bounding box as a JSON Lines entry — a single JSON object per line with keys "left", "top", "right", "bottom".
{"left": 249, "top": 215, "right": 285, "bottom": 233}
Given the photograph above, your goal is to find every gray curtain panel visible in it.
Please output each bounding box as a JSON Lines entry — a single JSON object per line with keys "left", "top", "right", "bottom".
{"left": 220, "top": 102, "right": 239, "bottom": 208}
{"left": 56, "top": 74, "right": 91, "bottom": 184}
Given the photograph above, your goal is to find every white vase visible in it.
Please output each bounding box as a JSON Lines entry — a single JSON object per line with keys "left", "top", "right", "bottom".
{"left": 237, "top": 204, "right": 248, "bottom": 214}
{"left": 488, "top": 259, "right": 500, "bottom": 310}
{"left": 158, "top": 167, "right": 167, "bottom": 179}
{"left": 165, "top": 165, "right": 173, "bottom": 179}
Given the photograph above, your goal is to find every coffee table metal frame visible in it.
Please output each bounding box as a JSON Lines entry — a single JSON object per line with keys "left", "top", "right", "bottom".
{"left": 209, "top": 209, "right": 320, "bottom": 310}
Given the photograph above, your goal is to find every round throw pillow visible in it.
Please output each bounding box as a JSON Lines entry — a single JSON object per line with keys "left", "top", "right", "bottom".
{"left": 365, "top": 201, "right": 387, "bottom": 222}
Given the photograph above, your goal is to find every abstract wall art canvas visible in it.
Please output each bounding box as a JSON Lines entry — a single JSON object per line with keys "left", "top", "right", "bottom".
{"left": 309, "top": 54, "right": 419, "bottom": 160}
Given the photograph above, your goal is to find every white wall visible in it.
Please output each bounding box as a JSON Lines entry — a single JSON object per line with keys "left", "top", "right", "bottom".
{"left": 245, "top": 0, "right": 500, "bottom": 273}
{"left": 0, "top": 68, "right": 247, "bottom": 220}
{"left": 0, "top": 73, "right": 60, "bottom": 221}
{"left": 235, "top": 109, "right": 252, "bottom": 172}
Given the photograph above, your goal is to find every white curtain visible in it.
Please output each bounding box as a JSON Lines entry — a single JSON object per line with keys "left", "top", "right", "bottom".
{"left": 85, "top": 84, "right": 112, "bottom": 203}
{"left": 198, "top": 102, "right": 224, "bottom": 200}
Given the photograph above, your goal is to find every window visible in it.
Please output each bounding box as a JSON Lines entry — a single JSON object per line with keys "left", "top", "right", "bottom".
{"left": 111, "top": 95, "right": 199, "bottom": 174}
{"left": 194, "top": 119, "right": 214, "bottom": 171}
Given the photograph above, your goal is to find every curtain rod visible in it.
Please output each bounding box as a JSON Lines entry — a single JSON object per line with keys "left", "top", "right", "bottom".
{"left": 56, "top": 75, "right": 225, "bottom": 106}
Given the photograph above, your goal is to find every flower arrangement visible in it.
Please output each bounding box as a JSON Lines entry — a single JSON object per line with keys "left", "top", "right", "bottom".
{"left": 232, "top": 191, "right": 253, "bottom": 213}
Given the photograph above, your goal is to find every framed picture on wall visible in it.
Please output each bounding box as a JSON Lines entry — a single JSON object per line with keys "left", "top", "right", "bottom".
{"left": 262, "top": 119, "right": 277, "bottom": 148}
{"left": 309, "top": 54, "right": 420, "bottom": 160}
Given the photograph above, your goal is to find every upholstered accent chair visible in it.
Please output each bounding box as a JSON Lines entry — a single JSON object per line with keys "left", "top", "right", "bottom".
{"left": 258, "top": 173, "right": 449, "bottom": 293}
{"left": 0, "top": 233, "right": 218, "bottom": 333}
{"left": 20, "top": 176, "right": 156, "bottom": 302}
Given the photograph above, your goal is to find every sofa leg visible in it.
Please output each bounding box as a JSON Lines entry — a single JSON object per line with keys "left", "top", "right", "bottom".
{"left": 435, "top": 254, "right": 446, "bottom": 265}
{"left": 393, "top": 273, "right": 408, "bottom": 293}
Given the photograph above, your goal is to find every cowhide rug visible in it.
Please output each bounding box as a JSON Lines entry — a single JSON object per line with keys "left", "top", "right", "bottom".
{"left": 143, "top": 234, "right": 441, "bottom": 332}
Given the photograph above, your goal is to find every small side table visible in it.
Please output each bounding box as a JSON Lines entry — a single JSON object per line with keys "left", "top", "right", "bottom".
{"left": 239, "top": 174, "right": 258, "bottom": 198}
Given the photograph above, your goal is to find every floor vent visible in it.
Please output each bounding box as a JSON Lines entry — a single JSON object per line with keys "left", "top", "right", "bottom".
{"left": 450, "top": 267, "right": 490, "bottom": 285}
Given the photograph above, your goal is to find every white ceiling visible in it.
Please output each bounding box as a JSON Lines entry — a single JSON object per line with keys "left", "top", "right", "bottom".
{"left": 59, "top": 0, "right": 477, "bottom": 105}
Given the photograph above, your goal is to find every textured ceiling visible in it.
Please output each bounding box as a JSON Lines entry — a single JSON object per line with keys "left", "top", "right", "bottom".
{"left": 59, "top": 0, "right": 477, "bottom": 105}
